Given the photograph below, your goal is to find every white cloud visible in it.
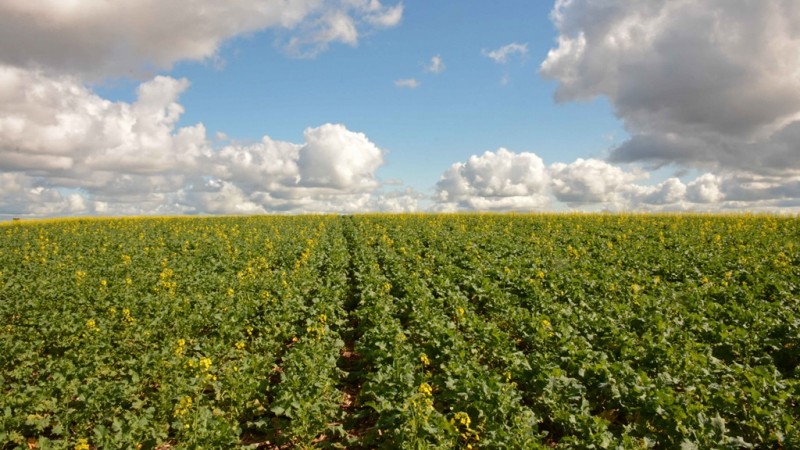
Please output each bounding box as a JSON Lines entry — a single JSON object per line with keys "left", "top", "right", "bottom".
{"left": 0, "top": 173, "right": 90, "bottom": 217}
{"left": 433, "top": 148, "right": 800, "bottom": 213}
{"left": 0, "top": 0, "right": 404, "bottom": 78}
{"left": 316, "top": 12, "right": 360, "bottom": 46}
{"left": 358, "top": 0, "right": 404, "bottom": 28}
{"left": 541, "top": 0, "right": 800, "bottom": 175}
{"left": 212, "top": 136, "right": 301, "bottom": 193}
{"left": 369, "top": 188, "right": 422, "bottom": 212}
{"left": 635, "top": 178, "right": 687, "bottom": 206}
{"left": 192, "top": 122, "right": 392, "bottom": 213}
{"left": 425, "top": 55, "right": 445, "bottom": 74}
{"left": 482, "top": 42, "right": 528, "bottom": 64}
{"left": 435, "top": 148, "right": 551, "bottom": 211}
{"left": 686, "top": 174, "right": 723, "bottom": 204}
{"left": 394, "top": 78, "right": 420, "bottom": 89}
{"left": 0, "top": 67, "right": 404, "bottom": 217}
{"left": 185, "top": 180, "right": 267, "bottom": 215}
{"left": 297, "top": 123, "right": 384, "bottom": 190}
{"left": 549, "top": 158, "right": 645, "bottom": 205}
{"left": 0, "top": 66, "right": 209, "bottom": 179}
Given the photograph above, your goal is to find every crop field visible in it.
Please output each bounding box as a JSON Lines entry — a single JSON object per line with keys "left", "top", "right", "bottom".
{"left": 0, "top": 214, "right": 798, "bottom": 449}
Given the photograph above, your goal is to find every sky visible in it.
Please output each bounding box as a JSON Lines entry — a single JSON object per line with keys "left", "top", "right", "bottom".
{"left": 1, "top": 0, "right": 799, "bottom": 217}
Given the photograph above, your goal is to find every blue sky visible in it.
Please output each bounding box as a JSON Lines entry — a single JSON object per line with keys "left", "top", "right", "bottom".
{"left": 96, "top": 1, "right": 625, "bottom": 193}
{"left": 1, "top": 1, "right": 799, "bottom": 216}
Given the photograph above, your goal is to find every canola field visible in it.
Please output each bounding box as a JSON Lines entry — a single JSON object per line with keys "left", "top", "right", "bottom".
{"left": 1, "top": 214, "right": 798, "bottom": 449}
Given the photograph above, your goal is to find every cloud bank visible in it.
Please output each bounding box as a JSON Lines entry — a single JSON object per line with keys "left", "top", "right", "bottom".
{"left": 0, "top": 68, "right": 417, "bottom": 217}
{"left": 434, "top": 148, "right": 800, "bottom": 212}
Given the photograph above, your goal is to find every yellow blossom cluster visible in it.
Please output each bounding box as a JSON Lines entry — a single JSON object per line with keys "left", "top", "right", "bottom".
{"left": 73, "top": 438, "right": 90, "bottom": 450}
{"left": 174, "top": 395, "right": 192, "bottom": 418}
{"left": 418, "top": 382, "right": 433, "bottom": 396}
{"left": 85, "top": 319, "right": 98, "bottom": 332}
{"left": 419, "top": 353, "right": 431, "bottom": 366}
{"left": 450, "top": 411, "right": 480, "bottom": 448}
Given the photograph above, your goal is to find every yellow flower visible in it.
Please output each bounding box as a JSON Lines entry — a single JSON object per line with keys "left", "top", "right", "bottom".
{"left": 199, "top": 357, "right": 212, "bottom": 371}
{"left": 174, "top": 396, "right": 193, "bottom": 418}
{"left": 451, "top": 411, "right": 471, "bottom": 428}
{"left": 419, "top": 353, "right": 431, "bottom": 366}
{"left": 74, "top": 438, "right": 90, "bottom": 450}
{"left": 567, "top": 245, "right": 580, "bottom": 259}
{"left": 235, "top": 341, "right": 246, "bottom": 351}
{"left": 418, "top": 382, "right": 433, "bottom": 396}
{"left": 85, "top": 319, "right": 98, "bottom": 331}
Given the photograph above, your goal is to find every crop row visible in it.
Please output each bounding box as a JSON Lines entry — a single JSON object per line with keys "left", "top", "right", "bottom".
{"left": 1, "top": 214, "right": 798, "bottom": 449}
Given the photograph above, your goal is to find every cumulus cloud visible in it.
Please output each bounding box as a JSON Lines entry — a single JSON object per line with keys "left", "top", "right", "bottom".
{"left": 0, "top": 66, "right": 209, "bottom": 179}
{"left": 369, "top": 188, "right": 422, "bottom": 212}
{"left": 435, "top": 148, "right": 551, "bottom": 211}
{"left": 0, "top": 68, "right": 409, "bottom": 217}
{"left": 298, "top": 124, "right": 383, "bottom": 189}
{"left": 549, "top": 158, "right": 645, "bottom": 204}
{"left": 434, "top": 149, "right": 800, "bottom": 212}
{"left": 541, "top": 0, "right": 800, "bottom": 174}
{"left": 482, "top": 42, "right": 528, "bottom": 64}
{"left": 212, "top": 136, "right": 301, "bottom": 193}
{"left": 634, "top": 178, "right": 687, "bottom": 206}
{"left": 0, "top": 0, "right": 404, "bottom": 78}
{"left": 0, "top": 173, "right": 87, "bottom": 217}
{"left": 394, "top": 78, "right": 420, "bottom": 89}
{"left": 686, "top": 174, "right": 724, "bottom": 204}
{"left": 184, "top": 180, "right": 267, "bottom": 215}
{"left": 425, "top": 55, "right": 445, "bottom": 74}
